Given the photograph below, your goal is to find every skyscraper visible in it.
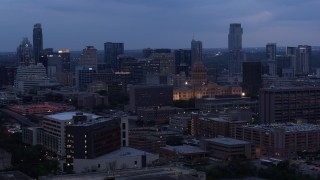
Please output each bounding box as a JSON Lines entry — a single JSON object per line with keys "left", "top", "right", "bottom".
{"left": 228, "top": 23, "right": 245, "bottom": 75}
{"left": 266, "top": 43, "right": 276, "bottom": 76}
{"left": 228, "top": 23, "right": 243, "bottom": 51}
{"left": 296, "top": 45, "right": 311, "bottom": 75}
{"left": 104, "top": 42, "right": 124, "bottom": 71}
{"left": 175, "top": 49, "right": 191, "bottom": 75}
{"left": 33, "top": 23, "right": 43, "bottom": 64}
{"left": 191, "top": 39, "right": 202, "bottom": 65}
{"left": 79, "top": 46, "right": 98, "bottom": 70}
{"left": 17, "top": 37, "right": 34, "bottom": 66}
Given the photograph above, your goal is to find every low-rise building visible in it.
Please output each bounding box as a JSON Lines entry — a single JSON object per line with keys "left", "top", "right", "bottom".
{"left": 137, "top": 106, "right": 183, "bottom": 125}
{"left": 72, "top": 147, "right": 159, "bottom": 173}
{"left": 200, "top": 137, "right": 255, "bottom": 160}
{"left": 235, "top": 123, "right": 320, "bottom": 158}
{"left": 159, "top": 145, "right": 208, "bottom": 165}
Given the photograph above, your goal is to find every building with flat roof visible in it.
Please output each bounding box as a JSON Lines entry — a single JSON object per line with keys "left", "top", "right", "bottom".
{"left": 72, "top": 147, "right": 159, "bottom": 173}
{"left": 65, "top": 116, "right": 128, "bottom": 171}
{"left": 137, "top": 106, "right": 183, "bottom": 125}
{"left": 40, "top": 112, "right": 101, "bottom": 157}
{"left": 235, "top": 123, "right": 320, "bottom": 158}
{"left": 259, "top": 87, "right": 320, "bottom": 124}
{"left": 200, "top": 137, "right": 255, "bottom": 160}
{"left": 159, "top": 145, "right": 208, "bottom": 165}
{"left": 191, "top": 113, "right": 248, "bottom": 138}
{"left": 128, "top": 85, "right": 173, "bottom": 112}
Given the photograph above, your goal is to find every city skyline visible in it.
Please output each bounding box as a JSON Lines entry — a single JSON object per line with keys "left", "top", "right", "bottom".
{"left": 0, "top": 0, "right": 319, "bottom": 51}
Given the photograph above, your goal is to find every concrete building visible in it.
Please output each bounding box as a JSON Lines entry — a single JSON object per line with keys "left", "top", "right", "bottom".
{"left": 65, "top": 115, "right": 128, "bottom": 171}
{"left": 40, "top": 112, "right": 101, "bottom": 157}
{"left": 79, "top": 46, "right": 98, "bottom": 70}
{"left": 22, "top": 127, "right": 41, "bottom": 146}
{"left": 128, "top": 85, "right": 173, "bottom": 112}
{"left": 13, "top": 63, "right": 49, "bottom": 94}
{"left": 159, "top": 145, "right": 208, "bottom": 165}
{"left": 191, "top": 113, "right": 248, "bottom": 138}
{"left": 259, "top": 87, "right": 320, "bottom": 124}
{"left": 129, "top": 127, "right": 179, "bottom": 153}
{"left": 296, "top": 45, "right": 311, "bottom": 75}
{"left": 235, "top": 123, "right": 320, "bottom": 158}
{"left": 266, "top": 43, "right": 277, "bottom": 76}
{"left": 201, "top": 137, "right": 255, "bottom": 160}
{"left": 195, "top": 96, "right": 258, "bottom": 115}
{"left": 137, "top": 106, "right": 183, "bottom": 125}
{"left": 71, "top": 147, "right": 159, "bottom": 173}
{"left": 148, "top": 53, "right": 175, "bottom": 75}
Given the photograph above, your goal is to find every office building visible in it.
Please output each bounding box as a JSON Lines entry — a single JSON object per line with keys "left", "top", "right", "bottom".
{"left": 128, "top": 85, "right": 173, "bottom": 112}
{"left": 104, "top": 42, "right": 124, "bottom": 70}
{"left": 79, "top": 46, "right": 98, "bottom": 70}
{"left": 266, "top": 43, "right": 277, "bottom": 76}
{"left": 201, "top": 137, "right": 255, "bottom": 160}
{"left": 259, "top": 87, "right": 320, "bottom": 124}
{"left": 75, "top": 67, "right": 97, "bottom": 90}
{"left": 13, "top": 63, "right": 48, "bottom": 93}
{"left": 242, "top": 62, "right": 262, "bottom": 96}
{"left": 296, "top": 45, "right": 311, "bottom": 75}
{"left": 276, "top": 55, "right": 295, "bottom": 77}
{"left": 191, "top": 39, "right": 202, "bottom": 65}
{"left": 149, "top": 53, "right": 175, "bottom": 75}
{"left": 175, "top": 49, "right": 192, "bottom": 75}
{"left": 33, "top": 23, "right": 43, "bottom": 64}
{"left": 235, "top": 123, "right": 320, "bottom": 158}
{"left": 228, "top": 23, "right": 245, "bottom": 75}
{"left": 228, "top": 23, "right": 242, "bottom": 51}
{"left": 65, "top": 115, "right": 128, "bottom": 170}
{"left": 191, "top": 114, "right": 248, "bottom": 138}
{"left": 17, "top": 37, "right": 34, "bottom": 66}
{"left": 137, "top": 106, "right": 183, "bottom": 125}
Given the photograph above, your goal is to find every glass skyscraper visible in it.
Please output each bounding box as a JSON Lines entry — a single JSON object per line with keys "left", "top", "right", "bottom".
{"left": 104, "top": 42, "right": 124, "bottom": 71}
{"left": 33, "top": 23, "right": 43, "bottom": 64}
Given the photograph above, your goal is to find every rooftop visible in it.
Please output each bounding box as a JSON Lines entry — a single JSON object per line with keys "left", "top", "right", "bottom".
{"left": 241, "top": 123, "right": 320, "bottom": 133}
{"left": 162, "top": 145, "right": 207, "bottom": 154}
{"left": 206, "top": 137, "right": 250, "bottom": 145}
{"left": 46, "top": 111, "right": 101, "bottom": 121}
{"left": 95, "top": 147, "right": 155, "bottom": 160}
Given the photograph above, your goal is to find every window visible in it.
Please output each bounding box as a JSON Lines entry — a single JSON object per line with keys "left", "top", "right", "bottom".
{"left": 122, "top": 123, "right": 126, "bottom": 130}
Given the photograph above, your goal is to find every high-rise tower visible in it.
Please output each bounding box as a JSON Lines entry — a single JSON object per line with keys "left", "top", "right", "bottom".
{"left": 228, "top": 23, "right": 242, "bottom": 51}
{"left": 296, "top": 45, "right": 311, "bottom": 75}
{"left": 17, "top": 37, "right": 34, "bottom": 66}
{"left": 228, "top": 23, "right": 245, "bottom": 75}
{"left": 104, "top": 42, "right": 124, "bottom": 71}
{"left": 266, "top": 43, "right": 277, "bottom": 76}
{"left": 33, "top": 23, "right": 43, "bottom": 64}
{"left": 191, "top": 39, "right": 202, "bottom": 65}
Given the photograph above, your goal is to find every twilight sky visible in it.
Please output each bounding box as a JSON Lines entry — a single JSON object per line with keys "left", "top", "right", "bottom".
{"left": 0, "top": 0, "right": 319, "bottom": 51}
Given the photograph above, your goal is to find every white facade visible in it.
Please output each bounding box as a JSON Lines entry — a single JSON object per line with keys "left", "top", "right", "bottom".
{"left": 73, "top": 147, "right": 159, "bottom": 173}
{"left": 14, "top": 63, "right": 49, "bottom": 93}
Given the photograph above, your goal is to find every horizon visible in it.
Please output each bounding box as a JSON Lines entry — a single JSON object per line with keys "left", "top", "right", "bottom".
{"left": 0, "top": 0, "right": 319, "bottom": 51}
